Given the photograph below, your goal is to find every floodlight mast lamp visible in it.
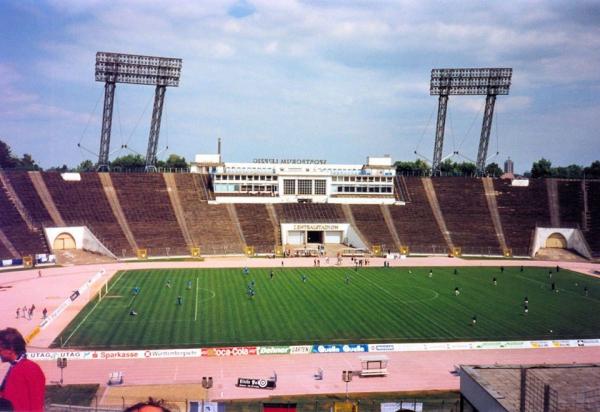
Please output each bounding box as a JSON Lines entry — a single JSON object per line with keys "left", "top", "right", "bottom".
{"left": 430, "top": 68, "right": 512, "bottom": 175}
{"left": 95, "top": 52, "right": 182, "bottom": 171}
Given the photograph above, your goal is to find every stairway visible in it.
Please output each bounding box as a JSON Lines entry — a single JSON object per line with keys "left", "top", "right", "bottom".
{"left": 54, "top": 249, "right": 116, "bottom": 266}
{"left": 29, "top": 172, "right": 65, "bottom": 227}
{"left": 226, "top": 204, "right": 246, "bottom": 246}
{"left": 341, "top": 204, "right": 370, "bottom": 248}
{"left": 482, "top": 178, "right": 508, "bottom": 251}
{"left": 395, "top": 176, "right": 412, "bottom": 202}
{"left": 0, "top": 227, "right": 19, "bottom": 258}
{"left": 582, "top": 180, "right": 589, "bottom": 231}
{"left": 546, "top": 179, "right": 560, "bottom": 227}
{"left": 163, "top": 173, "right": 194, "bottom": 248}
{"left": 422, "top": 178, "right": 454, "bottom": 251}
{"left": 98, "top": 173, "right": 138, "bottom": 252}
{"left": 380, "top": 204, "right": 403, "bottom": 252}
{"left": 265, "top": 204, "right": 282, "bottom": 246}
{"left": 0, "top": 171, "right": 38, "bottom": 232}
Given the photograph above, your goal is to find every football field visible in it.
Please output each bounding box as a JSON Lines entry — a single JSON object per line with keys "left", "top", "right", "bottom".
{"left": 52, "top": 266, "right": 600, "bottom": 349}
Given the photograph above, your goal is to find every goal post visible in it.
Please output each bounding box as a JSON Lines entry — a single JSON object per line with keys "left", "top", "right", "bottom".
{"left": 98, "top": 279, "right": 109, "bottom": 302}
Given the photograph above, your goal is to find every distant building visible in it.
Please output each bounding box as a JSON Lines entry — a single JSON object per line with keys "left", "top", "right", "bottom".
{"left": 504, "top": 157, "right": 514, "bottom": 174}
{"left": 191, "top": 154, "right": 400, "bottom": 205}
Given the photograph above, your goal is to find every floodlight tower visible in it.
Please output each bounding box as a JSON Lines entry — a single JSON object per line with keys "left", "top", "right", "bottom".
{"left": 95, "top": 52, "right": 183, "bottom": 171}
{"left": 430, "top": 68, "right": 512, "bottom": 175}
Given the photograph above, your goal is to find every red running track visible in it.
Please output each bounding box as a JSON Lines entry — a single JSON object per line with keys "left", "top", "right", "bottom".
{"left": 0, "top": 256, "right": 599, "bottom": 399}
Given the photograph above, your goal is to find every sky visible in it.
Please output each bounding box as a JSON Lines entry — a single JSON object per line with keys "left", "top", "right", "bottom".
{"left": 0, "top": 0, "right": 599, "bottom": 174}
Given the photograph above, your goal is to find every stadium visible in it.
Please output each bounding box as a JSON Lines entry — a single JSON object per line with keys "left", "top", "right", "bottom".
{"left": 1, "top": 144, "right": 600, "bottom": 410}
{"left": 1, "top": 39, "right": 600, "bottom": 412}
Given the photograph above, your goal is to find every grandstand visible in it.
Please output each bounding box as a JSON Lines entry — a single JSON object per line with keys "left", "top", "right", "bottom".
{"left": 0, "top": 167, "right": 598, "bottom": 262}
{"left": 1, "top": 165, "right": 599, "bottom": 410}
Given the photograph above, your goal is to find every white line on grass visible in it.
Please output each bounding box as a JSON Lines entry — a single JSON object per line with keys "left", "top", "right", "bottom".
{"left": 194, "top": 276, "right": 199, "bottom": 321}
{"left": 61, "top": 270, "right": 127, "bottom": 347}
{"left": 357, "top": 272, "right": 439, "bottom": 303}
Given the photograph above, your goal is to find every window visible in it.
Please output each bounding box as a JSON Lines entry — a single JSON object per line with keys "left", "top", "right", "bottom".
{"left": 315, "top": 179, "right": 326, "bottom": 195}
{"left": 284, "top": 179, "right": 296, "bottom": 195}
{"left": 298, "top": 179, "right": 312, "bottom": 195}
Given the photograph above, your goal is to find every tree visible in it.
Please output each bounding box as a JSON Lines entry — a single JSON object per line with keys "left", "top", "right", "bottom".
{"left": 584, "top": 160, "right": 600, "bottom": 179}
{"left": 485, "top": 162, "right": 503, "bottom": 177}
{"left": 439, "top": 160, "right": 476, "bottom": 176}
{"left": 439, "top": 159, "right": 455, "bottom": 174}
{"left": 457, "top": 162, "right": 476, "bottom": 176}
{"left": 0, "top": 139, "right": 18, "bottom": 168}
{"left": 564, "top": 164, "right": 583, "bottom": 179}
{"left": 165, "top": 154, "right": 188, "bottom": 169}
{"left": 531, "top": 158, "right": 552, "bottom": 178}
{"left": 47, "top": 164, "right": 69, "bottom": 172}
{"left": 76, "top": 160, "right": 94, "bottom": 172}
{"left": 18, "top": 153, "right": 40, "bottom": 171}
{"left": 110, "top": 154, "right": 145, "bottom": 170}
{"left": 394, "top": 159, "right": 430, "bottom": 175}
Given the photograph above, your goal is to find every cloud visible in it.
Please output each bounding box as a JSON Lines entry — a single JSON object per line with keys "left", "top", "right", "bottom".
{"left": 1, "top": 0, "right": 599, "bottom": 169}
{"left": 228, "top": 0, "right": 256, "bottom": 19}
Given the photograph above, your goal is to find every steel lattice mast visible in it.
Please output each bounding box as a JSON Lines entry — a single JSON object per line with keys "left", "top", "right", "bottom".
{"left": 95, "top": 52, "right": 183, "bottom": 171}
{"left": 430, "top": 68, "right": 512, "bottom": 175}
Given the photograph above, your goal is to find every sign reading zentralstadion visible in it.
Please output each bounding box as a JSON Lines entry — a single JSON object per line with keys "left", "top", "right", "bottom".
{"left": 293, "top": 224, "right": 342, "bottom": 231}
{"left": 292, "top": 224, "right": 345, "bottom": 230}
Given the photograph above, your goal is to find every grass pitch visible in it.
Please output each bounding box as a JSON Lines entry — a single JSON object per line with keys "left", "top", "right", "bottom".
{"left": 53, "top": 266, "right": 600, "bottom": 349}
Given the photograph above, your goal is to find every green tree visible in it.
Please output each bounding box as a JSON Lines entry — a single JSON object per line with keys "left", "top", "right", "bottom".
{"left": 531, "top": 158, "right": 552, "bottom": 178}
{"left": 439, "top": 160, "right": 476, "bottom": 176}
{"left": 47, "top": 164, "right": 69, "bottom": 172}
{"left": 395, "top": 160, "right": 417, "bottom": 174}
{"left": 564, "top": 164, "right": 583, "bottom": 179}
{"left": 165, "top": 154, "right": 188, "bottom": 169}
{"left": 457, "top": 162, "right": 476, "bottom": 176}
{"left": 76, "top": 160, "right": 95, "bottom": 172}
{"left": 0, "top": 139, "right": 18, "bottom": 168}
{"left": 18, "top": 153, "right": 40, "bottom": 171}
{"left": 485, "top": 162, "right": 503, "bottom": 177}
{"left": 110, "top": 154, "right": 145, "bottom": 170}
{"left": 584, "top": 160, "right": 600, "bottom": 179}
{"left": 439, "top": 159, "right": 457, "bottom": 175}
{"left": 394, "top": 159, "right": 430, "bottom": 175}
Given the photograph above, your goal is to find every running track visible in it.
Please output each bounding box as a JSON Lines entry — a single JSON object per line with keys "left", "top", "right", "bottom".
{"left": 1, "top": 257, "right": 599, "bottom": 399}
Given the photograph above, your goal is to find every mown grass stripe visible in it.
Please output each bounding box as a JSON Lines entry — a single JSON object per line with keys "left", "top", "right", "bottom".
{"left": 53, "top": 266, "right": 600, "bottom": 349}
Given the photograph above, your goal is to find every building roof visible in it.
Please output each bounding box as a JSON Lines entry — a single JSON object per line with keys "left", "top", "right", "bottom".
{"left": 461, "top": 363, "right": 600, "bottom": 412}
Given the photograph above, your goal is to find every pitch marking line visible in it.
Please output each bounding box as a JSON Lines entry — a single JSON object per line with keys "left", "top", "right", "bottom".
{"left": 61, "top": 270, "right": 127, "bottom": 347}
{"left": 357, "top": 272, "right": 439, "bottom": 304}
{"left": 194, "top": 276, "right": 199, "bottom": 321}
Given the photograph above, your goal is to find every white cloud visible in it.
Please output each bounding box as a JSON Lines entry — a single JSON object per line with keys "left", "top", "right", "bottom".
{"left": 264, "top": 41, "right": 278, "bottom": 54}
{"left": 1, "top": 0, "right": 599, "bottom": 168}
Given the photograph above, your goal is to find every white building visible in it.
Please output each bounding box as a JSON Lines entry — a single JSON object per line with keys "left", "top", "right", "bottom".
{"left": 191, "top": 154, "right": 401, "bottom": 205}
